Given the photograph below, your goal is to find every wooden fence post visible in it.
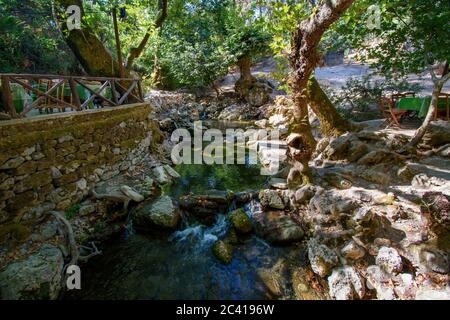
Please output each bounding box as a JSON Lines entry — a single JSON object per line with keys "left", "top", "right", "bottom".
{"left": 69, "top": 78, "right": 81, "bottom": 110}
{"left": 1, "top": 76, "right": 17, "bottom": 118}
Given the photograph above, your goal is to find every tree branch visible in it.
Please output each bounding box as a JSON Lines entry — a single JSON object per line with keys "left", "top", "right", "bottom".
{"left": 126, "top": 0, "right": 168, "bottom": 69}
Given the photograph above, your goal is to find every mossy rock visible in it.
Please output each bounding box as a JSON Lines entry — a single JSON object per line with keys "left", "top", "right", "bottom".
{"left": 224, "top": 227, "right": 240, "bottom": 245}
{"left": 212, "top": 240, "right": 233, "bottom": 264}
{"left": 0, "top": 222, "right": 33, "bottom": 243}
{"left": 229, "top": 208, "right": 253, "bottom": 234}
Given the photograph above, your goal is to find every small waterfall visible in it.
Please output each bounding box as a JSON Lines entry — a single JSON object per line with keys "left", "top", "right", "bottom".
{"left": 243, "top": 199, "right": 263, "bottom": 218}
{"left": 123, "top": 219, "right": 135, "bottom": 239}
{"left": 169, "top": 214, "right": 229, "bottom": 252}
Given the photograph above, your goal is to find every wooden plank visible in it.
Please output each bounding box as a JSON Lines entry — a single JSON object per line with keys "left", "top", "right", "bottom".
{"left": 79, "top": 81, "right": 108, "bottom": 109}
{"left": 75, "top": 80, "right": 116, "bottom": 107}
{"left": 18, "top": 80, "right": 66, "bottom": 116}
{"left": 12, "top": 78, "right": 73, "bottom": 116}
{"left": 115, "top": 81, "right": 141, "bottom": 103}
{"left": 137, "top": 80, "right": 144, "bottom": 102}
{"left": 1, "top": 76, "right": 17, "bottom": 118}
{"left": 118, "top": 81, "right": 137, "bottom": 105}
{"left": 0, "top": 73, "right": 135, "bottom": 82}
{"left": 69, "top": 78, "right": 82, "bottom": 110}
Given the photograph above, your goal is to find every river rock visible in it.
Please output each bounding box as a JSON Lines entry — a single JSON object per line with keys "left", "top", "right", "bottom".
{"left": 120, "top": 185, "right": 144, "bottom": 202}
{"left": 152, "top": 166, "right": 171, "bottom": 184}
{"left": 0, "top": 244, "right": 64, "bottom": 299}
{"left": 253, "top": 211, "right": 304, "bottom": 244}
{"left": 269, "top": 178, "right": 288, "bottom": 190}
{"left": 352, "top": 207, "right": 373, "bottom": 224}
{"left": 159, "top": 118, "right": 176, "bottom": 131}
{"left": 229, "top": 208, "right": 253, "bottom": 234}
{"left": 292, "top": 267, "right": 328, "bottom": 300}
{"left": 420, "top": 249, "right": 449, "bottom": 274}
{"left": 328, "top": 266, "right": 365, "bottom": 300}
{"left": 415, "top": 287, "right": 450, "bottom": 300}
{"left": 307, "top": 238, "right": 339, "bottom": 277}
{"left": 133, "top": 196, "right": 180, "bottom": 229}
{"left": 212, "top": 240, "right": 233, "bottom": 264}
{"left": 234, "top": 190, "right": 257, "bottom": 204}
{"left": 163, "top": 165, "right": 181, "bottom": 179}
{"left": 179, "top": 190, "right": 234, "bottom": 219}
{"left": 257, "top": 259, "right": 289, "bottom": 297}
{"left": 341, "top": 240, "right": 366, "bottom": 260}
{"left": 376, "top": 247, "right": 403, "bottom": 274}
{"left": 365, "top": 265, "right": 396, "bottom": 300}
{"left": 259, "top": 190, "right": 285, "bottom": 210}
{"left": 294, "top": 185, "right": 315, "bottom": 205}
{"left": 322, "top": 133, "right": 356, "bottom": 160}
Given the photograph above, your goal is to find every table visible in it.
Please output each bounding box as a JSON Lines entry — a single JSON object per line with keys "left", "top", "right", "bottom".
{"left": 397, "top": 96, "right": 449, "bottom": 119}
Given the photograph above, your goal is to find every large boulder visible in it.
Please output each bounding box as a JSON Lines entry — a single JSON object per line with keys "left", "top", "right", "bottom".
{"left": 0, "top": 244, "right": 64, "bottom": 300}
{"left": 133, "top": 196, "right": 180, "bottom": 229}
{"left": 253, "top": 210, "right": 304, "bottom": 244}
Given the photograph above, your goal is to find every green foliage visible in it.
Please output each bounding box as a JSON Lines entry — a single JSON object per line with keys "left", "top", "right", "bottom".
{"left": 136, "top": 0, "right": 270, "bottom": 89}
{"left": 338, "top": 0, "right": 450, "bottom": 76}
{"left": 0, "top": 0, "right": 79, "bottom": 73}
{"left": 65, "top": 203, "right": 81, "bottom": 220}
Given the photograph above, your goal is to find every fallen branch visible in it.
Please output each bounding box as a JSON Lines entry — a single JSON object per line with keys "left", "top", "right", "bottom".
{"left": 91, "top": 189, "right": 131, "bottom": 210}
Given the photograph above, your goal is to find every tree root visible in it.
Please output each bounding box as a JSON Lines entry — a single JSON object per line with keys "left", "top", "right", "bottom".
{"left": 49, "top": 211, "right": 102, "bottom": 287}
{"left": 416, "top": 143, "right": 450, "bottom": 157}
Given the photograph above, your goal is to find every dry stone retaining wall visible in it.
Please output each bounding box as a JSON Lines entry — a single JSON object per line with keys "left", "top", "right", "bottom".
{"left": 0, "top": 103, "right": 159, "bottom": 224}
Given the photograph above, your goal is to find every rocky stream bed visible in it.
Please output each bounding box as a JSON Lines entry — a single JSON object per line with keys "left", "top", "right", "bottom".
{"left": 1, "top": 91, "right": 449, "bottom": 300}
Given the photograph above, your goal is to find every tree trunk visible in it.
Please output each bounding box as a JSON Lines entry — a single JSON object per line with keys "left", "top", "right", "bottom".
{"left": 53, "top": 0, "right": 128, "bottom": 78}
{"left": 287, "top": 0, "right": 355, "bottom": 187}
{"left": 53, "top": 0, "right": 167, "bottom": 76}
{"left": 408, "top": 66, "right": 450, "bottom": 148}
{"left": 307, "top": 76, "right": 353, "bottom": 137}
{"left": 126, "top": 0, "right": 168, "bottom": 68}
{"left": 235, "top": 55, "right": 256, "bottom": 98}
{"left": 238, "top": 55, "right": 256, "bottom": 82}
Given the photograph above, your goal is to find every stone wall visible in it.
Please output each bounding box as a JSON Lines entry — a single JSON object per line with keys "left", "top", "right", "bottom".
{"left": 0, "top": 103, "right": 160, "bottom": 224}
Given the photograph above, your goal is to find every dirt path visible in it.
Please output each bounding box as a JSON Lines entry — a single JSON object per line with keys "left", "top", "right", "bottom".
{"left": 218, "top": 57, "right": 450, "bottom": 96}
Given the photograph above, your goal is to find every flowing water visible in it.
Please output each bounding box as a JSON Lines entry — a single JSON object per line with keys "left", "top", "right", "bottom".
{"left": 66, "top": 121, "right": 306, "bottom": 300}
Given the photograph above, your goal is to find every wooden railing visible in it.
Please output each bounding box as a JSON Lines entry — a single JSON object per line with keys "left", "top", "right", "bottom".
{"left": 0, "top": 74, "right": 144, "bottom": 119}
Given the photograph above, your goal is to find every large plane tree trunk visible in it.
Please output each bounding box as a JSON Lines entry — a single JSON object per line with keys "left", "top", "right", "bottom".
{"left": 53, "top": 0, "right": 126, "bottom": 78}
{"left": 53, "top": 0, "right": 167, "bottom": 77}
{"left": 287, "top": 0, "right": 355, "bottom": 188}
{"left": 235, "top": 55, "right": 257, "bottom": 99}
{"left": 307, "top": 76, "right": 353, "bottom": 137}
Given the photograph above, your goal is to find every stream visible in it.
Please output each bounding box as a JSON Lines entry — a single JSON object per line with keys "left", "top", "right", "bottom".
{"left": 66, "top": 121, "right": 307, "bottom": 300}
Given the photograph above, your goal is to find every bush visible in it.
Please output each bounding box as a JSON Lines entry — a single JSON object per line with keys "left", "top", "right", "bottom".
{"left": 325, "top": 74, "right": 423, "bottom": 121}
